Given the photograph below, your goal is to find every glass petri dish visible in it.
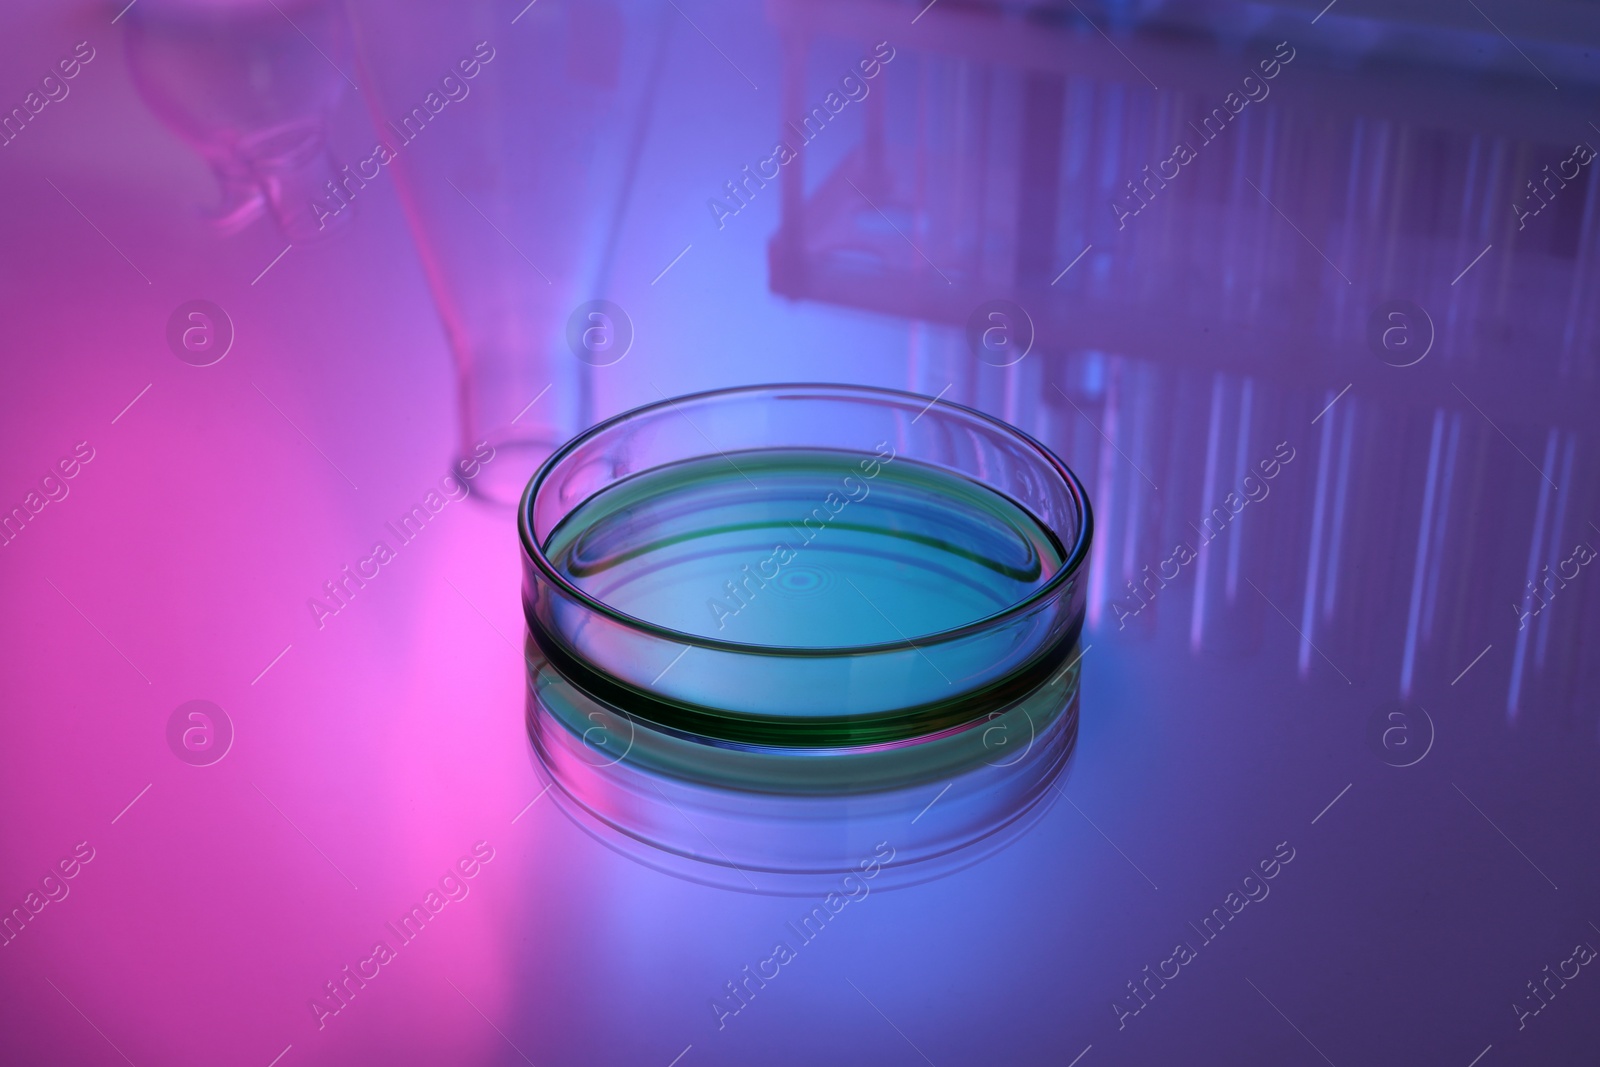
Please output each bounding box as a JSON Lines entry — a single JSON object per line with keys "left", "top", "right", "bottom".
{"left": 518, "top": 383, "right": 1093, "bottom": 748}
{"left": 518, "top": 384, "right": 1093, "bottom": 888}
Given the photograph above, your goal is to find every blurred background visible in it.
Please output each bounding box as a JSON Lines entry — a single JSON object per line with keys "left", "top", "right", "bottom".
{"left": 2, "top": 0, "right": 1599, "bottom": 1063}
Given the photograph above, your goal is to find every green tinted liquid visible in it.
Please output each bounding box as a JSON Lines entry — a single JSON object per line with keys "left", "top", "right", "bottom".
{"left": 544, "top": 448, "right": 1065, "bottom": 648}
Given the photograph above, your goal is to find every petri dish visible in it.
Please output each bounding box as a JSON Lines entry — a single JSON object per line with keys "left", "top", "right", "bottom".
{"left": 518, "top": 383, "right": 1093, "bottom": 749}
{"left": 518, "top": 383, "right": 1094, "bottom": 888}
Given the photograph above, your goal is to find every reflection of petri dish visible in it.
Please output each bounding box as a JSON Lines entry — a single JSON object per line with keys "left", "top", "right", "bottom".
{"left": 520, "top": 384, "right": 1093, "bottom": 747}
{"left": 525, "top": 638, "right": 1083, "bottom": 894}
{"left": 517, "top": 384, "right": 1093, "bottom": 888}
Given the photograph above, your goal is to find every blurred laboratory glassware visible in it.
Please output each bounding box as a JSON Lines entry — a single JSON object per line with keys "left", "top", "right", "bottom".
{"left": 345, "top": 0, "right": 668, "bottom": 504}
{"left": 123, "top": 0, "right": 354, "bottom": 242}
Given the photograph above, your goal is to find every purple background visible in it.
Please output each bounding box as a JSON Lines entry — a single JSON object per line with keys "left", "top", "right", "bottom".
{"left": 2, "top": 0, "right": 1598, "bottom": 1065}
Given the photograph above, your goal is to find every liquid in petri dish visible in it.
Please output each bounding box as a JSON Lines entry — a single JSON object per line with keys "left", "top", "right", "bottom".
{"left": 543, "top": 448, "right": 1067, "bottom": 647}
